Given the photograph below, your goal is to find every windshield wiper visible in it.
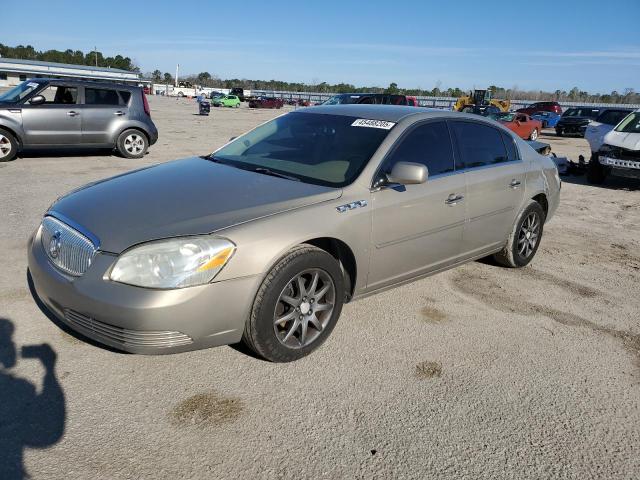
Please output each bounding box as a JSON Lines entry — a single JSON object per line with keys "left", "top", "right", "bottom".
{"left": 253, "top": 167, "right": 301, "bottom": 182}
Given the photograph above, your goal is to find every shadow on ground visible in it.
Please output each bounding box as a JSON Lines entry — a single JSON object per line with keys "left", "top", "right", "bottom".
{"left": 0, "top": 318, "right": 66, "bottom": 480}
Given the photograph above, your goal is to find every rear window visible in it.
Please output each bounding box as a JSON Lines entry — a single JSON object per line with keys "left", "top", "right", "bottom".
{"left": 451, "top": 121, "right": 508, "bottom": 168}
{"left": 563, "top": 108, "right": 600, "bottom": 118}
{"left": 85, "top": 88, "right": 126, "bottom": 106}
{"left": 596, "top": 110, "right": 631, "bottom": 126}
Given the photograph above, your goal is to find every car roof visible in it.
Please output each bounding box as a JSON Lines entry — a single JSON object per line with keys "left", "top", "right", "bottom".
{"left": 301, "top": 104, "right": 494, "bottom": 124}
{"left": 29, "top": 77, "right": 139, "bottom": 90}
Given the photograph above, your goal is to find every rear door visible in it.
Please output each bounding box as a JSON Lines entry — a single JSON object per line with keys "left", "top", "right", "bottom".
{"left": 368, "top": 121, "right": 466, "bottom": 290}
{"left": 450, "top": 120, "right": 525, "bottom": 256}
{"left": 21, "top": 83, "right": 81, "bottom": 145}
{"left": 81, "top": 87, "right": 130, "bottom": 145}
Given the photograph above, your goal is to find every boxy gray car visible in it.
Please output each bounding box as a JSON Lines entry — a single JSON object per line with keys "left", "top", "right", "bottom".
{"left": 0, "top": 78, "right": 158, "bottom": 161}
{"left": 28, "top": 105, "right": 560, "bottom": 362}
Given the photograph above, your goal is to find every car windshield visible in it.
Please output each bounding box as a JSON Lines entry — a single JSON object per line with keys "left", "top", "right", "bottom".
{"left": 496, "top": 112, "right": 515, "bottom": 122}
{"left": 209, "top": 112, "right": 393, "bottom": 187}
{"left": 614, "top": 112, "right": 640, "bottom": 133}
{"left": 0, "top": 80, "right": 41, "bottom": 103}
{"left": 563, "top": 108, "right": 599, "bottom": 118}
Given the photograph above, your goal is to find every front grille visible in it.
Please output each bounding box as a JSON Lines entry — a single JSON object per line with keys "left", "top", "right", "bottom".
{"left": 603, "top": 145, "right": 640, "bottom": 162}
{"left": 41, "top": 216, "right": 96, "bottom": 276}
{"left": 64, "top": 309, "right": 193, "bottom": 348}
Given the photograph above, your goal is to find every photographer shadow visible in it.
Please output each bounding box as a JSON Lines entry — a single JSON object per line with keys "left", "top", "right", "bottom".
{"left": 0, "top": 318, "right": 66, "bottom": 480}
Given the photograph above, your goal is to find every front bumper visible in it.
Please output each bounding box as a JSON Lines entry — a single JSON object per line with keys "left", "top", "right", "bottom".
{"left": 600, "top": 156, "right": 640, "bottom": 179}
{"left": 28, "top": 229, "right": 261, "bottom": 354}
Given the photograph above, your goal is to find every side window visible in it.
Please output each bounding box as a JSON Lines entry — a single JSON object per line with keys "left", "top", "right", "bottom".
{"left": 85, "top": 88, "right": 121, "bottom": 106}
{"left": 119, "top": 91, "right": 131, "bottom": 104}
{"left": 501, "top": 131, "right": 519, "bottom": 161}
{"left": 383, "top": 121, "right": 455, "bottom": 177}
{"left": 39, "top": 85, "right": 78, "bottom": 104}
{"left": 451, "top": 121, "right": 508, "bottom": 168}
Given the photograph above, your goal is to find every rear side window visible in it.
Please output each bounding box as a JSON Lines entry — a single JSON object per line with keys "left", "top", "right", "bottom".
{"left": 85, "top": 88, "right": 123, "bottom": 106}
{"left": 597, "top": 110, "right": 630, "bottom": 126}
{"left": 383, "top": 121, "right": 455, "bottom": 177}
{"left": 119, "top": 91, "right": 131, "bottom": 104}
{"left": 451, "top": 121, "right": 508, "bottom": 168}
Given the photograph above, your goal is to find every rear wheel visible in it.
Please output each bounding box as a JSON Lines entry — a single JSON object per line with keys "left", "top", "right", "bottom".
{"left": 116, "top": 129, "right": 148, "bottom": 158}
{"left": 243, "top": 244, "right": 344, "bottom": 362}
{"left": 0, "top": 129, "right": 18, "bottom": 162}
{"left": 493, "top": 201, "right": 545, "bottom": 268}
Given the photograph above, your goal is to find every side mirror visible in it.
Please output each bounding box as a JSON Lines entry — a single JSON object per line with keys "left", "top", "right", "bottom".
{"left": 388, "top": 162, "right": 428, "bottom": 185}
{"left": 29, "top": 95, "right": 45, "bottom": 106}
{"left": 228, "top": 136, "right": 237, "bottom": 142}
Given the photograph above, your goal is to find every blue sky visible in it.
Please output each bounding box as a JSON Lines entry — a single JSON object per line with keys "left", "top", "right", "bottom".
{"left": 3, "top": 0, "right": 639, "bottom": 93}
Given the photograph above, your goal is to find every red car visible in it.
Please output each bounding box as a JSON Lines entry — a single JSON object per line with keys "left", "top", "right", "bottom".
{"left": 248, "top": 97, "right": 284, "bottom": 109}
{"left": 494, "top": 112, "right": 542, "bottom": 140}
{"left": 516, "top": 101, "right": 562, "bottom": 116}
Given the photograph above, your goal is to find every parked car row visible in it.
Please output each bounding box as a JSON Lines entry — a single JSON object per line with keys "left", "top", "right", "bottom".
{"left": 249, "top": 97, "right": 284, "bottom": 109}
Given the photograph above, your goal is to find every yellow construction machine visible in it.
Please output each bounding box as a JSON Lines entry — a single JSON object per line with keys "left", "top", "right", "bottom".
{"left": 454, "top": 89, "right": 510, "bottom": 112}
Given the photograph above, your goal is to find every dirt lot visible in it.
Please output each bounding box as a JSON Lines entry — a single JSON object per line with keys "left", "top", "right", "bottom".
{"left": 1, "top": 96, "right": 639, "bottom": 479}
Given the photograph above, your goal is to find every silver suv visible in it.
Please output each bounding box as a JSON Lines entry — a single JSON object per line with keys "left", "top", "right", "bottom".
{"left": 0, "top": 78, "right": 158, "bottom": 162}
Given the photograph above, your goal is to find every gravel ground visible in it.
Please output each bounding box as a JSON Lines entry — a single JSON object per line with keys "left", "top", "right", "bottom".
{"left": 1, "top": 96, "right": 639, "bottom": 479}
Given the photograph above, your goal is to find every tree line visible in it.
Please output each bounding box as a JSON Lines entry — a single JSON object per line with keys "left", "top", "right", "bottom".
{"left": 0, "top": 44, "right": 139, "bottom": 72}
{"left": 148, "top": 70, "right": 639, "bottom": 104}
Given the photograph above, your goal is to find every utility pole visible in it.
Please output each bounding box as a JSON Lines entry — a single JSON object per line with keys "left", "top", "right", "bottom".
{"left": 175, "top": 64, "right": 179, "bottom": 87}
{"left": 95, "top": 46, "right": 98, "bottom": 67}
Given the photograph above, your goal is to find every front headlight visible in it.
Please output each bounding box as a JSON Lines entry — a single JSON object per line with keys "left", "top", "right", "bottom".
{"left": 109, "top": 237, "right": 235, "bottom": 289}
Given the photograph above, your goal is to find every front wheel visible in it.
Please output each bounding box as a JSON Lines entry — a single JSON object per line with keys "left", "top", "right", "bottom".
{"left": 556, "top": 128, "right": 563, "bottom": 137}
{"left": 243, "top": 244, "right": 345, "bottom": 362}
{"left": 529, "top": 129, "right": 539, "bottom": 141}
{"left": 0, "top": 128, "right": 18, "bottom": 162}
{"left": 493, "top": 201, "right": 545, "bottom": 268}
{"left": 116, "top": 129, "right": 148, "bottom": 158}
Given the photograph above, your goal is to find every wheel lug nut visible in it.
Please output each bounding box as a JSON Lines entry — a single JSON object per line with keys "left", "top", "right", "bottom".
{"left": 310, "top": 298, "right": 314, "bottom": 303}
{"left": 298, "top": 315, "right": 303, "bottom": 320}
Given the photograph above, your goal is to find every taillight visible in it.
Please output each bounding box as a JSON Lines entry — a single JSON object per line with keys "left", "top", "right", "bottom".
{"left": 142, "top": 90, "right": 151, "bottom": 116}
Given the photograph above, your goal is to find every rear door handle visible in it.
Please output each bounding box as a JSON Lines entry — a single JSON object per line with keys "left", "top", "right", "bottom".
{"left": 114, "top": 111, "right": 125, "bottom": 116}
{"left": 509, "top": 179, "right": 522, "bottom": 189}
{"left": 445, "top": 194, "right": 464, "bottom": 206}
{"left": 67, "top": 111, "right": 79, "bottom": 117}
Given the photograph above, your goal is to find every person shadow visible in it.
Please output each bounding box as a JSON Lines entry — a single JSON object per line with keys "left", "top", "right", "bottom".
{"left": 0, "top": 318, "right": 66, "bottom": 480}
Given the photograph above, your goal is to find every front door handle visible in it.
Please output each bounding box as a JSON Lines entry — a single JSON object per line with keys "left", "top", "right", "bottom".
{"left": 114, "top": 111, "right": 125, "bottom": 116}
{"left": 509, "top": 179, "right": 522, "bottom": 189}
{"left": 67, "top": 111, "right": 79, "bottom": 117}
{"left": 445, "top": 194, "right": 464, "bottom": 206}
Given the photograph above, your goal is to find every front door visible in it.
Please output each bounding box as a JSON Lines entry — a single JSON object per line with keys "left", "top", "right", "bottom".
{"left": 81, "top": 87, "right": 129, "bottom": 145}
{"left": 368, "top": 121, "right": 466, "bottom": 290}
{"left": 449, "top": 120, "right": 525, "bottom": 255}
{"left": 21, "top": 84, "right": 81, "bottom": 145}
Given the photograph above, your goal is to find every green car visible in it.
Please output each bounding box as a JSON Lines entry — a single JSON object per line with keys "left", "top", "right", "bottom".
{"left": 213, "top": 95, "right": 241, "bottom": 108}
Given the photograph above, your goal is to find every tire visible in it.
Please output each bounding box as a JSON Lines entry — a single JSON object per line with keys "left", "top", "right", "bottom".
{"left": 243, "top": 244, "right": 345, "bottom": 362}
{"left": 116, "top": 129, "right": 148, "bottom": 159}
{"left": 542, "top": 121, "right": 548, "bottom": 129}
{"left": 529, "top": 129, "right": 539, "bottom": 141}
{"left": 556, "top": 128, "right": 563, "bottom": 137}
{"left": 0, "top": 128, "right": 18, "bottom": 162}
{"left": 177, "top": 92, "right": 184, "bottom": 98}
{"left": 493, "top": 200, "right": 546, "bottom": 268}
{"left": 587, "top": 153, "right": 607, "bottom": 184}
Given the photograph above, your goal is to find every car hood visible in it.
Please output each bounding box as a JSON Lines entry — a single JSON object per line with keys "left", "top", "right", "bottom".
{"left": 604, "top": 130, "right": 640, "bottom": 151}
{"left": 558, "top": 116, "right": 592, "bottom": 124}
{"left": 49, "top": 157, "right": 342, "bottom": 253}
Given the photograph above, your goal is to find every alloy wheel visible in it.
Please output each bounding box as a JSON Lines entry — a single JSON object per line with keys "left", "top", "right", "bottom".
{"left": 273, "top": 268, "right": 335, "bottom": 349}
{"left": 0, "top": 134, "right": 12, "bottom": 159}
{"left": 124, "top": 134, "right": 145, "bottom": 155}
{"left": 518, "top": 212, "right": 540, "bottom": 258}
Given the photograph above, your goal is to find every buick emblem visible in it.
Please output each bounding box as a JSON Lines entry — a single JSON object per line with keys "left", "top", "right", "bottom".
{"left": 49, "top": 231, "right": 62, "bottom": 259}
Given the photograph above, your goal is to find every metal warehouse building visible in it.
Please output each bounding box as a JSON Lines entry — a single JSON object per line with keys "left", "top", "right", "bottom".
{"left": 0, "top": 57, "right": 149, "bottom": 88}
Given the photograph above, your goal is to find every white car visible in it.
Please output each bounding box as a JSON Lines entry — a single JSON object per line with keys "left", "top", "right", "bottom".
{"left": 584, "top": 108, "right": 633, "bottom": 154}
{"left": 588, "top": 110, "right": 640, "bottom": 184}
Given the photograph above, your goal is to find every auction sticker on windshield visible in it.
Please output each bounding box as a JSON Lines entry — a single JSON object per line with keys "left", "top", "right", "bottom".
{"left": 351, "top": 119, "right": 396, "bottom": 130}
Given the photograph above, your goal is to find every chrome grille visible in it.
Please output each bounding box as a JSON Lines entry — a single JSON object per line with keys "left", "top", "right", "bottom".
{"left": 41, "top": 216, "right": 97, "bottom": 276}
{"left": 64, "top": 309, "right": 193, "bottom": 348}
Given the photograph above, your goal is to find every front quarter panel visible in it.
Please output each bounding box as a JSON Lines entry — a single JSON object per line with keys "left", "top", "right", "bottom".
{"left": 212, "top": 187, "right": 373, "bottom": 295}
{"left": 0, "top": 108, "right": 25, "bottom": 143}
